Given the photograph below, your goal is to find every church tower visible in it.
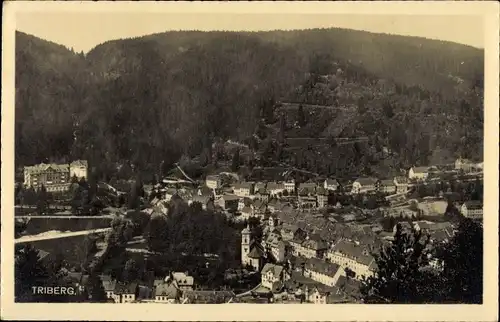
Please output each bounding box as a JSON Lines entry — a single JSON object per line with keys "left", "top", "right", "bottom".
{"left": 241, "top": 225, "right": 251, "bottom": 266}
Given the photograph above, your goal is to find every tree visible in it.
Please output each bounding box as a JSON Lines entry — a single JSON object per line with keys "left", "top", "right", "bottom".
{"left": 86, "top": 274, "right": 108, "bottom": 303}
{"left": 436, "top": 218, "right": 482, "bottom": 303}
{"left": 361, "top": 224, "right": 439, "bottom": 303}
{"left": 122, "top": 259, "right": 139, "bottom": 282}
{"left": 36, "top": 184, "right": 49, "bottom": 215}
{"left": 15, "top": 244, "right": 49, "bottom": 302}
{"left": 297, "top": 104, "right": 306, "bottom": 127}
{"left": 231, "top": 149, "right": 240, "bottom": 172}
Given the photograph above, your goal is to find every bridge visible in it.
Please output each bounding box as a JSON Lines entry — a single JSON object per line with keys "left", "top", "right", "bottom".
{"left": 15, "top": 215, "right": 116, "bottom": 220}
{"left": 15, "top": 228, "right": 112, "bottom": 244}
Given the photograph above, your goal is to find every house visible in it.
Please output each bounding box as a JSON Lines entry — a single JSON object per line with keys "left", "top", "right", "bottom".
{"left": 298, "top": 182, "right": 317, "bottom": 196}
{"left": 153, "top": 282, "right": 180, "bottom": 303}
{"left": 23, "top": 162, "right": 71, "bottom": 192}
{"left": 100, "top": 276, "right": 117, "bottom": 301}
{"left": 264, "top": 233, "right": 286, "bottom": 263}
{"left": 114, "top": 282, "right": 138, "bottom": 303}
{"left": 205, "top": 175, "right": 221, "bottom": 189}
{"left": 252, "top": 199, "right": 268, "bottom": 218}
{"left": 190, "top": 195, "right": 214, "bottom": 210}
{"left": 290, "top": 235, "right": 328, "bottom": 259}
{"left": 232, "top": 182, "right": 254, "bottom": 197}
{"left": 254, "top": 190, "right": 270, "bottom": 202}
{"left": 324, "top": 179, "right": 339, "bottom": 191}
{"left": 261, "top": 263, "right": 290, "bottom": 290}
{"left": 351, "top": 177, "right": 378, "bottom": 194}
{"left": 408, "top": 166, "right": 430, "bottom": 181}
{"left": 169, "top": 272, "right": 195, "bottom": 291}
{"left": 280, "top": 224, "right": 307, "bottom": 242}
{"left": 393, "top": 176, "right": 409, "bottom": 194}
{"left": 69, "top": 160, "right": 89, "bottom": 180}
{"left": 298, "top": 195, "right": 317, "bottom": 208}
{"left": 316, "top": 188, "right": 328, "bottom": 208}
{"left": 241, "top": 226, "right": 266, "bottom": 271}
{"left": 378, "top": 179, "right": 396, "bottom": 194}
{"left": 240, "top": 206, "right": 255, "bottom": 220}
{"left": 254, "top": 182, "right": 267, "bottom": 194}
{"left": 217, "top": 194, "right": 240, "bottom": 212}
{"left": 267, "top": 182, "right": 286, "bottom": 197}
{"left": 455, "top": 158, "right": 475, "bottom": 173}
{"left": 307, "top": 285, "right": 339, "bottom": 304}
{"left": 304, "top": 258, "right": 344, "bottom": 287}
{"left": 327, "top": 240, "right": 377, "bottom": 280}
{"left": 284, "top": 179, "right": 296, "bottom": 194}
{"left": 335, "top": 275, "right": 362, "bottom": 301}
{"left": 460, "top": 200, "right": 483, "bottom": 219}
{"left": 237, "top": 197, "right": 251, "bottom": 211}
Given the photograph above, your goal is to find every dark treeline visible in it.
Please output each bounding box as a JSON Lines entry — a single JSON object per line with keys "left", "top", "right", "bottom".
{"left": 15, "top": 29, "right": 483, "bottom": 180}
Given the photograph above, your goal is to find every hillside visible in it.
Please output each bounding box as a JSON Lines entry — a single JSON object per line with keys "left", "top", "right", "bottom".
{"left": 15, "top": 29, "right": 484, "bottom": 180}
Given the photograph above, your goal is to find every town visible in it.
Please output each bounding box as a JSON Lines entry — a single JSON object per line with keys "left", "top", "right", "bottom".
{"left": 14, "top": 152, "right": 483, "bottom": 304}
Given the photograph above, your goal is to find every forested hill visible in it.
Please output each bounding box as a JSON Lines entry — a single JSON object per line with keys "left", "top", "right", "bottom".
{"left": 15, "top": 29, "right": 484, "bottom": 179}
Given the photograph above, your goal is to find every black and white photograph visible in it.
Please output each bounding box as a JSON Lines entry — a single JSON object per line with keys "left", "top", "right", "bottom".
{"left": 1, "top": 1, "right": 498, "bottom": 321}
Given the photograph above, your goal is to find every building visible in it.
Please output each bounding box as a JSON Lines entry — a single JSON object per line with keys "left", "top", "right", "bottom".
{"left": 217, "top": 194, "right": 239, "bottom": 212}
{"left": 298, "top": 195, "right": 317, "bottom": 208}
{"left": 261, "top": 263, "right": 290, "bottom": 290}
{"left": 316, "top": 188, "right": 328, "bottom": 208}
{"left": 190, "top": 195, "right": 214, "bottom": 210}
{"left": 324, "top": 179, "right": 339, "bottom": 191}
{"left": 454, "top": 158, "right": 475, "bottom": 173}
{"left": 101, "top": 276, "right": 117, "bottom": 301}
{"left": 304, "top": 258, "right": 344, "bottom": 287}
{"left": 153, "top": 282, "right": 180, "bottom": 303}
{"left": 69, "top": 160, "right": 88, "bottom": 180}
{"left": 241, "top": 226, "right": 266, "bottom": 271}
{"left": 284, "top": 179, "right": 296, "bottom": 194}
{"left": 170, "top": 272, "right": 194, "bottom": 291}
{"left": 181, "top": 290, "right": 235, "bottom": 304}
{"left": 393, "top": 176, "right": 409, "bottom": 194}
{"left": 298, "top": 182, "right": 317, "bottom": 196}
{"left": 351, "top": 177, "right": 378, "bottom": 194}
{"left": 205, "top": 175, "right": 221, "bottom": 189}
{"left": 379, "top": 179, "right": 396, "bottom": 194}
{"left": 460, "top": 200, "right": 483, "bottom": 219}
{"left": 113, "top": 282, "right": 138, "bottom": 303}
{"left": 408, "top": 166, "right": 430, "bottom": 181}
{"left": 23, "top": 163, "right": 71, "bottom": 192}
{"left": 280, "top": 224, "right": 307, "bottom": 242}
{"left": 232, "top": 182, "right": 254, "bottom": 197}
{"left": 267, "top": 182, "right": 286, "bottom": 197}
{"left": 327, "top": 240, "right": 377, "bottom": 280}
{"left": 290, "top": 236, "right": 328, "bottom": 259}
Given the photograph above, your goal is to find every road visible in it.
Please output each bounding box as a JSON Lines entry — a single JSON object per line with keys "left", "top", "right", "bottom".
{"left": 15, "top": 228, "right": 112, "bottom": 244}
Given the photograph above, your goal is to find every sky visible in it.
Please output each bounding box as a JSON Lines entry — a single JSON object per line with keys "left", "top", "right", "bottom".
{"left": 16, "top": 12, "right": 484, "bottom": 53}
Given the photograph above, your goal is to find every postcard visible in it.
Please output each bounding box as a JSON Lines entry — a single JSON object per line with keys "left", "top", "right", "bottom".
{"left": 1, "top": 1, "right": 498, "bottom": 321}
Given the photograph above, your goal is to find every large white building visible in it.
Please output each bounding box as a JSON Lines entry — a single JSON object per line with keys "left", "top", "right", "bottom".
{"left": 23, "top": 160, "right": 88, "bottom": 193}
{"left": 69, "top": 160, "right": 88, "bottom": 180}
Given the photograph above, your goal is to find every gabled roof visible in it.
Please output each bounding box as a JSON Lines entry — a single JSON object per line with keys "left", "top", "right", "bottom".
{"left": 394, "top": 176, "right": 409, "bottom": 184}
{"left": 247, "top": 243, "right": 265, "bottom": 259}
{"left": 302, "top": 237, "right": 328, "bottom": 251}
{"left": 331, "top": 240, "right": 374, "bottom": 266}
{"left": 380, "top": 179, "right": 395, "bottom": 187}
{"left": 261, "top": 263, "right": 284, "bottom": 277}
{"left": 233, "top": 182, "right": 253, "bottom": 190}
{"left": 114, "top": 282, "right": 137, "bottom": 295}
{"left": 325, "top": 179, "right": 339, "bottom": 186}
{"left": 305, "top": 258, "right": 341, "bottom": 278}
{"left": 354, "top": 177, "right": 378, "bottom": 186}
{"left": 411, "top": 166, "right": 430, "bottom": 173}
